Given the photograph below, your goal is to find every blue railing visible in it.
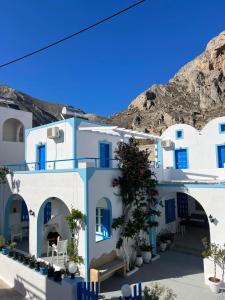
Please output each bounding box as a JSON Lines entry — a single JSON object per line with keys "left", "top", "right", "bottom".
{"left": 0, "top": 157, "right": 118, "bottom": 172}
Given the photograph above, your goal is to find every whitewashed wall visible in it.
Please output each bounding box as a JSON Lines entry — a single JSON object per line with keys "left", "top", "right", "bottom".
{"left": 0, "top": 107, "right": 32, "bottom": 164}
{"left": 157, "top": 185, "right": 225, "bottom": 246}
{"left": 160, "top": 117, "right": 225, "bottom": 176}
{"left": 26, "top": 120, "right": 74, "bottom": 170}
{"left": 88, "top": 170, "right": 122, "bottom": 262}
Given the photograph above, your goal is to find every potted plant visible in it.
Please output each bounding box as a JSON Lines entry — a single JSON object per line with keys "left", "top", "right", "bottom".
{"left": 23, "top": 255, "right": 29, "bottom": 265}
{"left": 35, "top": 260, "right": 40, "bottom": 271}
{"left": 13, "top": 250, "right": 19, "bottom": 260}
{"left": 0, "top": 235, "right": 5, "bottom": 251}
{"left": 39, "top": 262, "right": 48, "bottom": 275}
{"left": 2, "top": 246, "right": 9, "bottom": 255}
{"left": 202, "top": 242, "right": 221, "bottom": 293}
{"left": 29, "top": 256, "right": 35, "bottom": 269}
{"left": 8, "top": 242, "right": 16, "bottom": 257}
{"left": 18, "top": 253, "right": 24, "bottom": 263}
{"left": 140, "top": 241, "right": 153, "bottom": 263}
{"left": 53, "top": 270, "right": 62, "bottom": 282}
{"left": 47, "top": 264, "right": 55, "bottom": 278}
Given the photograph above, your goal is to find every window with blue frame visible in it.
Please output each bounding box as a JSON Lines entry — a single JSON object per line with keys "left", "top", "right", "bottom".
{"left": 95, "top": 198, "right": 112, "bottom": 242}
{"left": 176, "top": 129, "right": 183, "bottom": 139}
{"left": 99, "top": 142, "right": 110, "bottom": 168}
{"left": 220, "top": 123, "right": 225, "bottom": 133}
{"left": 21, "top": 200, "right": 29, "bottom": 222}
{"left": 175, "top": 148, "right": 188, "bottom": 169}
{"left": 165, "top": 199, "right": 176, "bottom": 224}
{"left": 44, "top": 202, "right": 51, "bottom": 224}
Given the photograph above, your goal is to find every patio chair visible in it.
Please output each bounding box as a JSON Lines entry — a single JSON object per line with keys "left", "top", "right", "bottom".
{"left": 10, "top": 225, "right": 23, "bottom": 242}
{"left": 52, "top": 239, "right": 68, "bottom": 263}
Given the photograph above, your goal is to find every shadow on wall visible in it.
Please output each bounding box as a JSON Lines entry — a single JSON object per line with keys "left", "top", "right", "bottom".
{"left": 101, "top": 251, "right": 204, "bottom": 294}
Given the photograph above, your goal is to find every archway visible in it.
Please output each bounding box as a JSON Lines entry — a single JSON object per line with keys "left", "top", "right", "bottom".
{"left": 3, "top": 118, "right": 24, "bottom": 142}
{"left": 157, "top": 192, "right": 210, "bottom": 256}
{"left": 95, "top": 197, "right": 112, "bottom": 242}
{"left": 36, "top": 197, "right": 71, "bottom": 260}
{"left": 4, "top": 194, "right": 29, "bottom": 253}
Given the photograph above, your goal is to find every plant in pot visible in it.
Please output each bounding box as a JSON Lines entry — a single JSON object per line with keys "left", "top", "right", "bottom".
{"left": 2, "top": 243, "right": 9, "bottom": 255}
{"left": 29, "top": 256, "right": 35, "bottom": 269}
{"left": 35, "top": 260, "right": 40, "bottom": 271}
{"left": 140, "top": 241, "right": 153, "bottom": 263}
{"left": 13, "top": 250, "right": 19, "bottom": 260}
{"left": 111, "top": 138, "right": 161, "bottom": 272}
{"left": 39, "top": 261, "right": 48, "bottom": 275}
{"left": 47, "top": 264, "right": 55, "bottom": 278}
{"left": 157, "top": 234, "right": 167, "bottom": 252}
{"left": 23, "top": 255, "right": 29, "bottom": 265}
{"left": 0, "top": 235, "right": 5, "bottom": 251}
{"left": 202, "top": 241, "right": 221, "bottom": 293}
{"left": 53, "top": 270, "right": 62, "bottom": 282}
{"left": 8, "top": 242, "right": 16, "bottom": 257}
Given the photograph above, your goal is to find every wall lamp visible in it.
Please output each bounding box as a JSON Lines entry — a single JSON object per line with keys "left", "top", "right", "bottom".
{"left": 209, "top": 214, "right": 215, "bottom": 223}
{"left": 29, "top": 210, "right": 35, "bottom": 216}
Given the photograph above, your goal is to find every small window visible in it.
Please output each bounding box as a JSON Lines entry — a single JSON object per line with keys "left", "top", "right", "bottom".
{"left": 44, "top": 202, "right": 51, "bottom": 224}
{"left": 21, "top": 200, "right": 29, "bottom": 222}
{"left": 165, "top": 199, "right": 176, "bottom": 224}
{"left": 220, "top": 123, "right": 225, "bottom": 133}
{"left": 176, "top": 130, "right": 183, "bottom": 139}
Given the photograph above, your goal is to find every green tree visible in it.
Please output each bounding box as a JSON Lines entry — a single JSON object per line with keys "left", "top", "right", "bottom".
{"left": 112, "top": 138, "right": 161, "bottom": 268}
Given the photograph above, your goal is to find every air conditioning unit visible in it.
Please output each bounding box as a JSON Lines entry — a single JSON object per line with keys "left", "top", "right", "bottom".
{"left": 161, "top": 139, "right": 174, "bottom": 149}
{"left": 47, "top": 127, "right": 60, "bottom": 139}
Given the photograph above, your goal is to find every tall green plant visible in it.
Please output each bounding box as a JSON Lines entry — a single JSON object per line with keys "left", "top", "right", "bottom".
{"left": 112, "top": 138, "right": 161, "bottom": 258}
{"left": 66, "top": 208, "right": 84, "bottom": 264}
{"left": 202, "top": 240, "right": 220, "bottom": 280}
{"left": 0, "top": 167, "right": 10, "bottom": 184}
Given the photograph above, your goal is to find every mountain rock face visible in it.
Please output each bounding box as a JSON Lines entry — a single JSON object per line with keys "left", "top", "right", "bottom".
{"left": 109, "top": 31, "right": 225, "bottom": 135}
{"left": 0, "top": 85, "right": 85, "bottom": 127}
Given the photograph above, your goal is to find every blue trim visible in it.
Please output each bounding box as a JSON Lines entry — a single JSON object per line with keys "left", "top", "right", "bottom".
{"left": 219, "top": 122, "right": 225, "bottom": 134}
{"left": 76, "top": 167, "right": 95, "bottom": 281}
{"left": 157, "top": 140, "right": 163, "bottom": 166}
{"left": 98, "top": 140, "right": 112, "bottom": 168}
{"left": 175, "top": 129, "right": 184, "bottom": 140}
{"left": 159, "top": 182, "right": 225, "bottom": 188}
{"left": 174, "top": 147, "right": 189, "bottom": 169}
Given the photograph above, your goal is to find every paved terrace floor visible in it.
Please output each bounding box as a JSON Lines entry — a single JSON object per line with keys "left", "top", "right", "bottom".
{"left": 101, "top": 251, "right": 219, "bottom": 300}
{"left": 0, "top": 279, "right": 24, "bottom": 300}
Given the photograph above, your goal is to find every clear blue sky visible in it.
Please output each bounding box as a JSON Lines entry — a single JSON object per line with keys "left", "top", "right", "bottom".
{"left": 0, "top": 0, "right": 224, "bottom": 117}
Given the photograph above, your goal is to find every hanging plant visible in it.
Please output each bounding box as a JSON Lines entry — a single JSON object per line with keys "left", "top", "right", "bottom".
{"left": 112, "top": 138, "right": 162, "bottom": 269}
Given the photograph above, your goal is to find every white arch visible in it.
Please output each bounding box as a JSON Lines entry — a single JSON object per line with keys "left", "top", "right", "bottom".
{"left": 3, "top": 118, "right": 24, "bottom": 142}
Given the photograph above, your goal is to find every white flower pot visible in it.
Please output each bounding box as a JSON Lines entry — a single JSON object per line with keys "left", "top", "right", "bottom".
{"left": 142, "top": 251, "right": 152, "bottom": 263}
{"left": 135, "top": 256, "right": 143, "bottom": 267}
{"left": 160, "top": 242, "right": 167, "bottom": 252}
{"left": 208, "top": 277, "right": 221, "bottom": 293}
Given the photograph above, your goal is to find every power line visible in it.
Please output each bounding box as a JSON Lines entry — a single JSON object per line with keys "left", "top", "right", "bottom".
{"left": 0, "top": 0, "right": 145, "bottom": 69}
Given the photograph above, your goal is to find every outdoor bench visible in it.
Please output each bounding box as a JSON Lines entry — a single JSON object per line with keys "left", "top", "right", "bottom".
{"left": 90, "top": 250, "right": 126, "bottom": 288}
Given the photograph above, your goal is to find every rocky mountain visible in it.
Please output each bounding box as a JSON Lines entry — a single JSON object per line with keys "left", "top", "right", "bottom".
{"left": 1, "top": 31, "right": 225, "bottom": 135}
{"left": 109, "top": 30, "right": 225, "bottom": 135}
{"left": 0, "top": 85, "right": 86, "bottom": 127}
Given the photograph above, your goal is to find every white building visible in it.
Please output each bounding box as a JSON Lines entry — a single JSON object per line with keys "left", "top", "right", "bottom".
{"left": 1, "top": 108, "right": 225, "bottom": 297}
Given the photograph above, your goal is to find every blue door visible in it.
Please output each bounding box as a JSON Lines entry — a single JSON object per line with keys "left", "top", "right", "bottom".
{"left": 100, "top": 143, "right": 110, "bottom": 168}
{"left": 217, "top": 145, "right": 225, "bottom": 168}
{"left": 165, "top": 199, "right": 176, "bottom": 224}
{"left": 37, "top": 145, "right": 46, "bottom": 170}
{"left": 177, "top": 193, "right": 188, "bottom": 218}
{"left": 175, "top": 149, "right": 188, "bottom": 169}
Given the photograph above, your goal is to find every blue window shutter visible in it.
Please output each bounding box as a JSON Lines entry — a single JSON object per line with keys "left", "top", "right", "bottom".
{"left": 102, "top": 209, "right": 110, "bottom": 237}
{"left": 175, "top": 149, "right": 188, "bottom": 169}
{"left": 218, "top": 145, "right": 225, "bottom": 168}
{"left": 100, "top": 143, "right": 110, "bottom": 168}
{"left": 21, "top": 200, "right": 29, "bottom": 222}
{"left": 44, "top": 202, "right": 51, "bottom": 224}
{"left": 165, "top": 199, "right": 176, "bottom": 224}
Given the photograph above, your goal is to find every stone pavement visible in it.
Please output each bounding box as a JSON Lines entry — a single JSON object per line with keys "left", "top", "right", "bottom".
{"left": 101, "top": 251, "right": 219, "bottom": 300}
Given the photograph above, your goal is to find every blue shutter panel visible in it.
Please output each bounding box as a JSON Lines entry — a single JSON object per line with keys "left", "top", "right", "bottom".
{"left": 102, "top": 209, "right": 110, "bottom": 237}
{"left": 21, "top": 200, "right": 29, "bottom": 221}
{"left": 165, "top": 199, "right": 176, "bottom": 224}
{"left": 44, "top": 202, "right": 51, "bottom": 224}
{"left": 218, "top": 145, "right": 225, "bottom": 168}
{"left": 175, "top": 149, "right": 188, "bottom": 169}
{"left": 38, "top": 145, "right": 46, "bottom": 170}
{"left": 100, "top": 143, "right": 110, "bottom": 168}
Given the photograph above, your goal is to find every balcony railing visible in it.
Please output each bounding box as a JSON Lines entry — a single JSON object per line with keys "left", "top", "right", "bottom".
{"left": 0, "top": 158, "right": 159, "bottom": 172}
